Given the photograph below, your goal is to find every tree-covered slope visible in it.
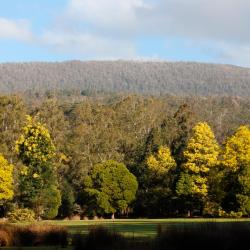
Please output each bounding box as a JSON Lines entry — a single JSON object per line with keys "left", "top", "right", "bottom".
{"left": 0, "top": 61, "right": 250, "bottom": 96}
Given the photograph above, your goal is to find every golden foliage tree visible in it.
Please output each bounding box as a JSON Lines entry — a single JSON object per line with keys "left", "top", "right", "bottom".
{"left": 147, "top": 146, "right": 176, "bottom": 177}
{"left": 0, "top": 154, "right": 13, "bottom": 202}
{"left": 222, "top": 126, "right": 250, "bottom": 172}
{"left": 15, "top": 116, "right": 60, "bottom": 219}
{"left": 16, "top": 115, "right": 55, "bottom": 166}
{"left": 177, "top": 122, "right": 219, "bottom": 197}
{"left": 221, "top": 126, "right": 250, "bottom": 214}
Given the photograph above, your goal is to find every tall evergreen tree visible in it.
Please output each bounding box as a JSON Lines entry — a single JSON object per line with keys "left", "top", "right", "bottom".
{"left": 171, "top": 104, "right": 195, "bottom": 166}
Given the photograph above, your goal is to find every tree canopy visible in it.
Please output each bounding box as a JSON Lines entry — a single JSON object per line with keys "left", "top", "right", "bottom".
{"left": 83, "top": 160, "right": 138, "bottom": 216}
{"left": 0, "top": 154, "right": 13, "bottom": 202}
{"left": 0, "top": 94, "right": 249, "bottom": 219}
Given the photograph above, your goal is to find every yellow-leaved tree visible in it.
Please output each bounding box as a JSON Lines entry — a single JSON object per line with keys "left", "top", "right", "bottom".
{"left": 222, "top": 126, "right": 250, "bottom": 171}
{"left": 147, "top": 146, "right": 176, "bottom": 177}
{"left": 16, "top": 115, "right": 56, "bottom": 166}
{"left": 16, "top": 115, "right": 61, "bottom": 219}
{"left": 0, "top": 154, "right": 13, "bottom": 203}
{"left": 176, "top": 122, "right": 219, "bottom": 215}
{"left": 144, "top": 146, "right": 176, "bottom": 216}
{"left": 221, "top": 125, "right": 250, "bottom": 215}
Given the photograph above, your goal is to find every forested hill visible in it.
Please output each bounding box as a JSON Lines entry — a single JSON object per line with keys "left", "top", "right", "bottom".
{"left": 0, "top": 60, "right": 250, "bottom": 96}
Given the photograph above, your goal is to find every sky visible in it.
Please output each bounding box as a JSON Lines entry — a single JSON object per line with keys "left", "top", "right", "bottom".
{"left": 0, "top": 0, "right": 249, "bottom": 66}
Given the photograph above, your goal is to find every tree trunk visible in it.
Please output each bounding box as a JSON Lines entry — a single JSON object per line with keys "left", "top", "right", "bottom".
{"left": 111, "top": 213, "right": 115, "bottom": 220}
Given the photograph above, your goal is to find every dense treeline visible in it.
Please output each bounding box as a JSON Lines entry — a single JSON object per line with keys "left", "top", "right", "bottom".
{"left": 0, "top": 61, "right": 250, "bottom": 96}
{"left": 0, "top": 93, "right": 250, "bottom": 219}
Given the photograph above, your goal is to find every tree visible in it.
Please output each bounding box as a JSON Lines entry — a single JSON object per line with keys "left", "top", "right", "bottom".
{"left": 58, "top": 179, "right": 75, "bottom": 218}
{"left": 83, "top": 160, "right": 138, "bottom": 218}
{"left": 0, "top": 95, "right": 26, "bottom": 163}
{"left": 147, "top": 146, "right": 176, "bottom": 181}
{"left": 16, "top": 115, "right": 56, "bottom": 166}
{"left": 16, "top": 116, "right": 61, "bottom": 218}
{"left": 171, "top": 104, "right": 196, "bottom": 166}
{"left": 40, "top": 185, "right": 61, "bottom": 219}
{"left": 176, "top": 122, "right": 219, "bottom": 215}
{"left": 0, "top": 154, "right": 13, "bottom": 203}
{"left": 221, "top": 126, "right": 250, "bottom": 215}
{"left": 34, "top": 98, "right": 69, "bottom": 153}
{"left": 142, "top": 146, "right": 177, "bottom": 216}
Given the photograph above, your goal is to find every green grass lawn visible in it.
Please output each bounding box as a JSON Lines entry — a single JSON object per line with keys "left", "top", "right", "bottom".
{"left": 44, "top": 218, "right": 250, "bottom": 238}
{"left": 4, "top": 219, "right": 250, "bottom": 250}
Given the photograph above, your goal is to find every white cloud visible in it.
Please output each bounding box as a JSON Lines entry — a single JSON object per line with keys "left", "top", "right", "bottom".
{"left": 153, "top": 0, "right": 250, "bottom": 44}
{"left": 37, "top": 0, "right": 150, "bottom": 58}
{"left": 41, "top": 30, "right": 136, "bottom": 59}
{"left": 0, "top": 18, "right": 33, "bottom": 42}
{"left": 66, "top": 0, "right": 150, "bottom": 33}
{"left": 1, "top": 0, "right": 250, "bottom": 64}
{"left": 214, "top": 43, "right": 250, "bottom": 67}
{"left": 53, "top": 0, "right": 250, "bottom": 63}
{"left": 62, "top": 0, "right": 250, "bottom": 44}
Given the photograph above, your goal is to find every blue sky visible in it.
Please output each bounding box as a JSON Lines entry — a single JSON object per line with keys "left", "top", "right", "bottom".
{"left": 0, "top": 0, "right": 249, "bottom": 66}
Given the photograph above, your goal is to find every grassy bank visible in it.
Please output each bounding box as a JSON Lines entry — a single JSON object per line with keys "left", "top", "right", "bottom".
{"left": 70, "top": 222, "right": 250, "bottom": 250}
{"left": 48, "top": 218, "right": 250, "bottom": 237}
{"left": 2, "top": 220, "right": 250, "bottom": 249}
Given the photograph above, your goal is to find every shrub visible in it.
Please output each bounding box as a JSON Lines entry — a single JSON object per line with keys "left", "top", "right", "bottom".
{"left": 217, "top": 209, "right": 243, "bottom": 218}
{"left": 0, "top": 230, "right": 11, "bottom": 246}
{"left": 7, "top": 208, "right": 35, "bottom": 223}
{"left": 226, "top": 211, "right": 243, "bottom": 218}
{"left": 17, "top": 224, "right": 68, "bottom": 246}
{"left": 40, "top": 224, "right": 68, "bottom": 247}
{"left": 74, "top": 226, "right": 127, "bottom": 250}
{"left": 0, "top": 223, "right": 68, "bottom": 247}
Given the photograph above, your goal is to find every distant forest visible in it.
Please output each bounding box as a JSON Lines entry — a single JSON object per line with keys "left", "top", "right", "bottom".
{"left": 0, "top": 61, "right": 250, "bottom": 96}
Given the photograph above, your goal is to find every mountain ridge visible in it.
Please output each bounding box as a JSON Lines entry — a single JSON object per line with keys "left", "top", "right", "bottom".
{"left": 0, "top": 60, "right": 250, "bottom": 96}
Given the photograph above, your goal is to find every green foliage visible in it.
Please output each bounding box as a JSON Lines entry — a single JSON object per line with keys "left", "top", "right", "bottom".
{"left": 0, "top": 154, "right": 13, "bottom": 202}
{"left": 41, "top": 185, "right": 61, "bottom": 219}
{"left": 176, "top": 173, "right": 199, "bottom": 196}
{"left": 171, "top": 104, "right": 196, "bottom": 165}
{"left": 133, "top": 147, "right": 177, "bottom": 217}
{"left": 58, "top": 180, "right": 75, "bottom": 218}
{"left": 7, "top": 208, "right": 35, "bottom": 223}
{"left": 84, "top": 160, "right": 138, "bottom": 216}
{"left": 0, "top": 95, "right": 26, "bottom": 162}
{"left": 205, "top": 166, "right": 226, "bottom": 216}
